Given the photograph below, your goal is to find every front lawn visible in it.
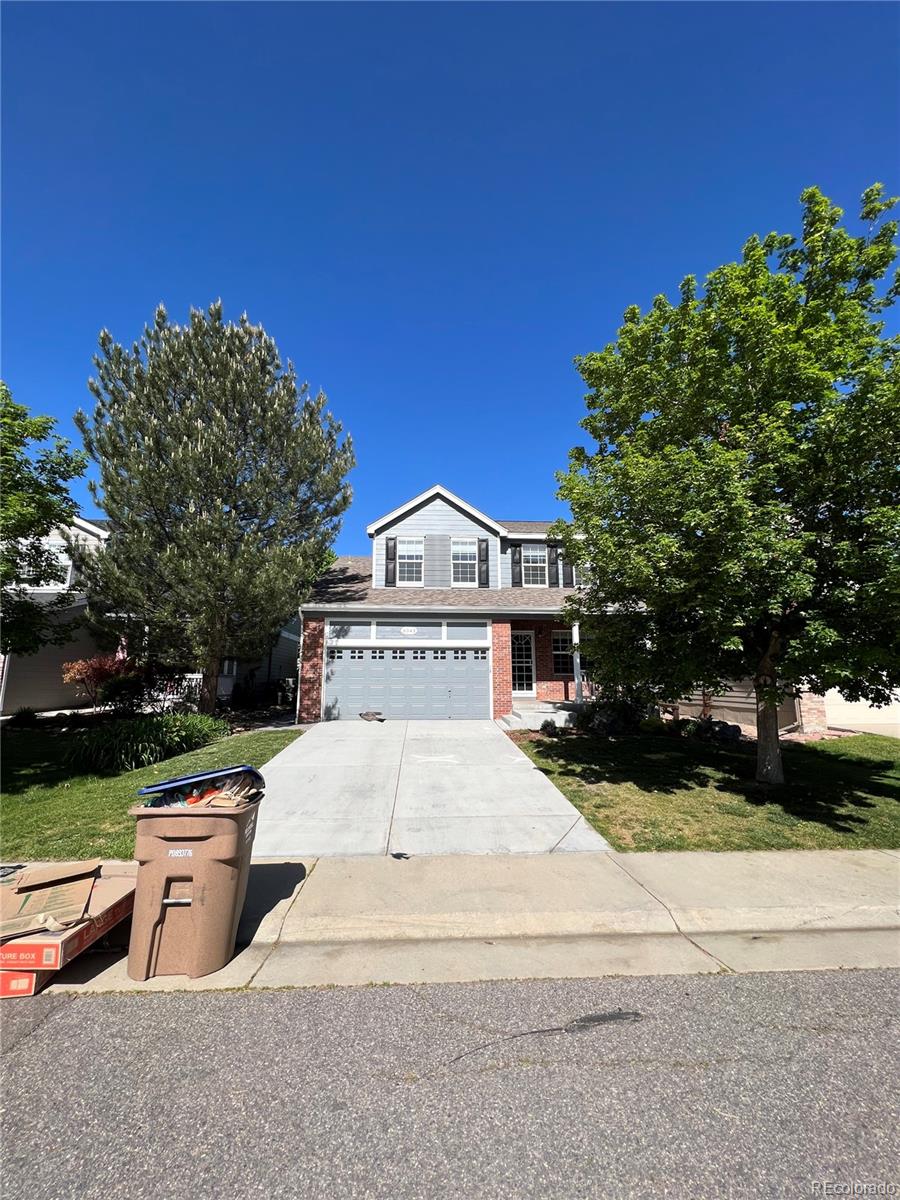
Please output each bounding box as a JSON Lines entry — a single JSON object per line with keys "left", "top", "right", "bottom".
{"left": 1, "top": 727, "right": 302, "bottom": 862}
{"left": 512, "top": 731, "right": 900, "bottom": 851}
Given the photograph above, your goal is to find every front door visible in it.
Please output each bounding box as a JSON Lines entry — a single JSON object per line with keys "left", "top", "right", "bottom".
{"left": 511, "top": 631, "right": 535, "bottom": 696}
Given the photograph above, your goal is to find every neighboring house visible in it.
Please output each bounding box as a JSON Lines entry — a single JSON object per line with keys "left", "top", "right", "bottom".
{"left": 1, "top": 517, "right": 301, "bottom": 714}
{"left": 0, "top": 517, "right": 110, "bottom": 714}
{"left": 297, "top": 484, "right": 585, "bottom": 722}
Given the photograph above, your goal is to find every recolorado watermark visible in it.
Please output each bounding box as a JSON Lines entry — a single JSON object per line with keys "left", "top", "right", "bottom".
{"left": 811, "top": 1185, "right": 897, "bottom": 1197}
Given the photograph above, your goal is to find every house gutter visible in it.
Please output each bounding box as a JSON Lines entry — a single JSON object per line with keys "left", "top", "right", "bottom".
{"left": 301, "top": 604, "right": 572, "bottom": 618}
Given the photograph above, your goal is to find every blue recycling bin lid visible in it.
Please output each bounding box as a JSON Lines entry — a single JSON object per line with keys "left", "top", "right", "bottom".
{"left": 136, "top": 764, "right": 265, "bottom": 796}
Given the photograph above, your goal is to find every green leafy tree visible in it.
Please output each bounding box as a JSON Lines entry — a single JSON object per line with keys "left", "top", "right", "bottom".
{"left": 1, "top": 383, "right": 87, "bottom": 655}
{"left": 73, "top": 302, "right": 355, "bottom": 713}
{"left": 557, "top": 186, "right": 900, "bottom": 784}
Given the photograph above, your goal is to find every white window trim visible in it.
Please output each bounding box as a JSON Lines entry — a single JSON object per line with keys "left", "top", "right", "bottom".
{"left": 451, "top": 537, "right": 479, "bottom": 588}
{"left": 396, "top": 537, "right": 425, "bottom": 588}
{"left": 522, "top": 546, "right": 548, "bottom": 588}
{"left": 511, "top": 628, "right": 537, "bottom": 697}
{"left": 551, "top": 630, "right": 574, "bottom": 676}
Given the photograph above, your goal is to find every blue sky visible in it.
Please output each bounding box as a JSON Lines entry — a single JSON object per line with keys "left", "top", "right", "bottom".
{"left": 3, "top": 2, "right": 897, "bottom": 555}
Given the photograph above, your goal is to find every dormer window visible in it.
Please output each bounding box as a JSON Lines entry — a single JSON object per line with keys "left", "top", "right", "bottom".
{"left": 451, "top": 538, "right": 478, "bottom": 587}
{"left": 522, "top": 545, "right": 548, "bottom": 587}
{"left": 396, "top": 537, "right": 424, "bottom": 586}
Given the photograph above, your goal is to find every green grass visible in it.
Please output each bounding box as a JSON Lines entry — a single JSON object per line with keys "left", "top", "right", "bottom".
{"left": 512, "top": 731, "right": 900, "bottom": 851}
{"left": 1, "top": 727, "right": 302, "bottom": 861}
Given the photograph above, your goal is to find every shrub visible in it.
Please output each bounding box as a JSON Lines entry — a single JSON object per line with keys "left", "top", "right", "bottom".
{"left": 98, "top": 672, "right": 151, "bottom": 715}
{"left": 65, "top": 713, "right": 229, "bottom": 773}
{"left": 539, "top": 718, "right": 560, "bottom": 737}
{"left": 62, "top": 654, "right": 131, "bottom": 708}
{"left": 575, "top": 688, "right": 657, "bottom": 736}
{"left": 8, "top": 706, "right": 39, "bottom": 727}
{"left": 638, "top": 716, "right": 667, "bottom": 736}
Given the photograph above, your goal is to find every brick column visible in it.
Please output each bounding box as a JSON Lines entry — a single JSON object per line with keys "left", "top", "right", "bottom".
{"left": 298, "top": 617, "right": 325, "bottom": 723}
{"left": 492, "top": 620, "right": 512, "bottom": 718}
{"left": 797, "top": 690, "right": 828, "bottom": 734}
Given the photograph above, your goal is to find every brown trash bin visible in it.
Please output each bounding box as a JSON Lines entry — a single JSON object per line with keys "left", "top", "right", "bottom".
{"left": 127, "top": 799, "right": 260, "bottom": 981}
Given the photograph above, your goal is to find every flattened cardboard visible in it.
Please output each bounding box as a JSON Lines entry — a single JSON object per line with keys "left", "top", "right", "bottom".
{"left": 0, "top": 968, "right": 55, "bottom": 998}
{"left": 0, "top": 875, "right": 135, "bottom": 972}
{"left": 14, "top": 859, "right": 102, "bottom": 891}
{"left": 0, "top": 865, "right": 98, "bottom": 941}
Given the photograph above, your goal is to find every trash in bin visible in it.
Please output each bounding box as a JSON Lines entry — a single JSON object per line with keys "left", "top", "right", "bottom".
{"left": 137, "top": 764, "right": 264, "bottom": 807}
{"left": 127, "top": 765, "right": 265, "bottom": 981}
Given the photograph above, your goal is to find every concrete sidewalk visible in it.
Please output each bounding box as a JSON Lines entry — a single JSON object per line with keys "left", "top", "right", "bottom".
{"left": 45, "top": 848, "right": 900, "bottom": 994}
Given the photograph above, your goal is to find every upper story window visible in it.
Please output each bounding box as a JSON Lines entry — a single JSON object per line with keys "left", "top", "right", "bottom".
{"left": 522, "top": 545, "right": 548, "bottom": 587}
{"left": 22, "top": 540, "right": 72, "bottom": 588}
{"left": 451, "top": 538, "right": 478, "bottom": 587}
{"left": 397, "top": 537, "right": 424, "bottom": 586}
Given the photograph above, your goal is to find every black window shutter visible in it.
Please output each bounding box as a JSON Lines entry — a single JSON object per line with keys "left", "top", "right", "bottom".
{"left": 548, "top": 545, "right": 560, "bottom": 588}
{"left": 511, "top": 543, "right": 522, "bottom": 587}
{"left": 477, "top": 538, "right": 489, "bottom": 588}
{"left": 384, "top": 537, "right": 396, "bottom": 587}
{"left": 562, "top": 558, "right": 574, "bottom": 588}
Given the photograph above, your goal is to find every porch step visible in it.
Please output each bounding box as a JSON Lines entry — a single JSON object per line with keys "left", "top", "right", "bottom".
{"left": 500, "top": 703, "right": 582, "bottom": 732}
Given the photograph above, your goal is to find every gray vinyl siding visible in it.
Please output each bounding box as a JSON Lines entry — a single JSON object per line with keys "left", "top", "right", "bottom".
{"left": 500, "top": 541, "right": 513, "bottom": 587}
{"left": 372, "top": 496, "right": 499, "bottom": 588}
{"left": 267, "top": 632, "right": 300, "bottom": 680}
{"left": 1, "top": 611, "right": 104, "bottom": 713}
{"left": 680, "top": 681, "right": 797, "bottom": 730}
{"left": 425, "top": 534, "right": 451, "bottom": 587}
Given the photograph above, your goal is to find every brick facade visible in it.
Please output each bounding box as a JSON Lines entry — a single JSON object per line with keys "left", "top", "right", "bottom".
{"left": 491, "top": 620, "right": 512, "bottom": 718}
{"left": 796, "top": 690, "right": 828, "bottom": 734}
{"left": 297, "top": 616, "right": 325, "bottom": 723}
{"left": 509, "top": 618, "right": 578, "bottom": 704}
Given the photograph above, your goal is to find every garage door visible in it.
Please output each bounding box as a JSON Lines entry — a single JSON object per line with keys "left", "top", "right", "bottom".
{"left": 322, "top": 647, "right": 490, "bottom": 720}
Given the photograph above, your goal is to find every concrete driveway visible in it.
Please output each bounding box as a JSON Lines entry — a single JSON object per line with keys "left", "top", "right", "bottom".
{"left": 253, "top": 720, "right": 610, "bottom": 857}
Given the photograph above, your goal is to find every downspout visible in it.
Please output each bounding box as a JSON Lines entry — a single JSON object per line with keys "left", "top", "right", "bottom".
{"left": 0, "top": 654, "right": 10, "bottom": 716}
{"left": 572, "top": 621, "right": 583, "bottom": 704}
{"left": 295, "top": 608, "right": 304, "bottom": 726}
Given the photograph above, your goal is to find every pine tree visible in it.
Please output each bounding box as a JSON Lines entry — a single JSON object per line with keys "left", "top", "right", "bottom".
{"left": 73, "top": 302, "right": 355, "bottom": 712}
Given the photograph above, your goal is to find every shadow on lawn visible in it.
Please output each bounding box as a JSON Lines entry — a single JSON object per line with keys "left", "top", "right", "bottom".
{"left": 0, "top": 729, "right": 111, "bottom": 796}
{"left": 526, "top": 733, "right": 899, "bottom": 835}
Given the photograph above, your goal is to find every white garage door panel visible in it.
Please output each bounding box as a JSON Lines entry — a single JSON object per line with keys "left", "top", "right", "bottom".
{"left": 323, "top": 648, "right": 490, "bottom": 720}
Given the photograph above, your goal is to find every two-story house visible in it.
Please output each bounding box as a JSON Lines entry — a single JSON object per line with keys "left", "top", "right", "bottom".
{"left": 297, "top": 485, "right": 585, "bottom": 722}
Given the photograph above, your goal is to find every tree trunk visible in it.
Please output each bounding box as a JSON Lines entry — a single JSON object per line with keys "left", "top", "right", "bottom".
{"left": 199, "top": 650, "right": 221, "bottom": 715}
{"left": 755, "top": 685, "right": 784, "bottom": 785}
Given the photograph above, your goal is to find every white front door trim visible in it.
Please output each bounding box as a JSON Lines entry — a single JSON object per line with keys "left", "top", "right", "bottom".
{"left": 511, "top": 629, "right": 536, "bottom": 697}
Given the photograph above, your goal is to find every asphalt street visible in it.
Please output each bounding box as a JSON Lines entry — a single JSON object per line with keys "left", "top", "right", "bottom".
{"left": 2, "top": 970, "right": 898, "bottom": 1199}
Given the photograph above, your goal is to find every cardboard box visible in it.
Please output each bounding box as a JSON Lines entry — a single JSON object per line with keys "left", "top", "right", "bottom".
{"left": 0, "top": 860, "right": 101, "bottom": 941}
{"left": 0, "top": 969, "right": 55, "bottom": 998}
{"left": 0, "top": 874, "right": 135, "bottom": 973}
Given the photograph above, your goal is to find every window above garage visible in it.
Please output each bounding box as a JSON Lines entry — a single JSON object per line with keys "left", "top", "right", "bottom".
{"left": 327, "top": 618, "right": 489, "bottom": 646}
